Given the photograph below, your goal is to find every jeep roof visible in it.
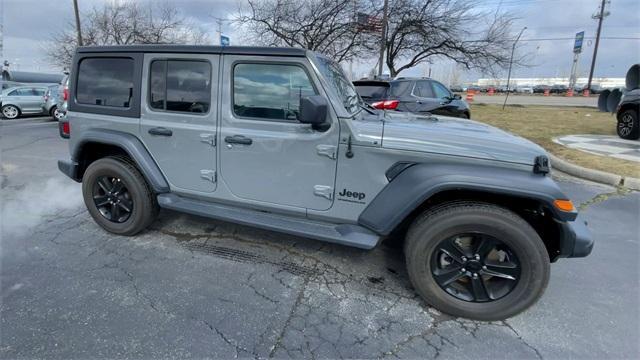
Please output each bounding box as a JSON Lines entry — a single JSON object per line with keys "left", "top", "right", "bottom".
{"left": 76, "top": 45, "right": 308, "bottom": 57}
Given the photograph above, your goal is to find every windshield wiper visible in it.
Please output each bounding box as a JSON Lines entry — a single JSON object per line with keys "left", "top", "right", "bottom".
{"left": 359, "top": 103, "right": 376, "bottom": 115}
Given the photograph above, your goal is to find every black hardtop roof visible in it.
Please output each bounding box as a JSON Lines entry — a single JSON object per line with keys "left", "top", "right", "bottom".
{"left": 76, "top": 45, "right": 309, "bottom": 57}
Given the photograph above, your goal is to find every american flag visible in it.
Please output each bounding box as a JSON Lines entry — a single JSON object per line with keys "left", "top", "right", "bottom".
{"left": 356, "top": 12, "right": 383, "bottom": 33}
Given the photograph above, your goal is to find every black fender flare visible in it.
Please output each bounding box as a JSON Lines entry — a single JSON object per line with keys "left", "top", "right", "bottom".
{"left": 71, "top": 129, "right": 170, "bottom": 193}
{"left": 358, "top": 162, "right": 576, "bottom": 235}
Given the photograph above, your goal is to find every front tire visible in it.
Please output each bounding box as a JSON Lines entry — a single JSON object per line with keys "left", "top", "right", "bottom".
{"left": 617, "top": 109, "right": 639, "bottom": 140}
{"left": 1, "top": 105, "right": 20, "bottom": 119}
{"left": 82, "top": 157, "right": 159, "bottom": 236}
{"left": 404, "top": 202, "right": 550, "bottom": 321}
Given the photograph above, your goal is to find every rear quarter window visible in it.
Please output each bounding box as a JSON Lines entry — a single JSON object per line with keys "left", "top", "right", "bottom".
{"left": 77, "top": 58, "right": 134, "bottom": 107}
{"left": 70, "top": 53, "right": 142, "bottom": 118}
{"left": 354, "top": 85, "right": 389, "bottom": 100}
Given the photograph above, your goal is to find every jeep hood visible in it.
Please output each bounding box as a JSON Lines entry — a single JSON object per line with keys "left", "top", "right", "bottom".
{"left": 381, "top": 112, "right": 546, "bottom": 165}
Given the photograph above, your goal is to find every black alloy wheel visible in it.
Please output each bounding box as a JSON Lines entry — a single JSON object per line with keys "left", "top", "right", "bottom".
{"left": 404, "top": 202, "right": 550, "bottom": 320}
{"left": 617, "top": 110, "right": 639, "bottom": 140}
{"left": 92, "top": 175, "right": 133, "bottom": 223}
{"left": 431, "top": 233, "right": 521, "bottom": 303}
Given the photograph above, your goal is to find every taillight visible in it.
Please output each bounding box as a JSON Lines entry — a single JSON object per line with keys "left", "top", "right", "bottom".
{"left": 372, "top": 101, "right": 385, "bottom": 109}
{"left": 59, "top": 121, "right": 70, "bottom": 138}
{"left": 383, "top": 100, "right": 399, "bottom": 109}
{"left": 372, "top": 100, "right": 399, "bottom": 110}
{"left": 63, "top": 88, "right": 69, "bottom": 101}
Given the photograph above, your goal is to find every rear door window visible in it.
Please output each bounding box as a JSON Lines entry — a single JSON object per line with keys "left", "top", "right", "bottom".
{"left": 31, "top": 88, "right": 46, "bottom": 97}
{"left": 76, "top": 58, "right": 134, "bottom": 107}
{"left": 149, "top": 60, "right": 211, "bottom": 113}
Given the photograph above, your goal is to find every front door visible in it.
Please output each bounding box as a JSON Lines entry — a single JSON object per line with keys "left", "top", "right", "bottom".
{"left": 218, "top": 56, "right": 339, "bottom": 211}
{"left": 140, "top": 54, "right": 219, "bottom": 194}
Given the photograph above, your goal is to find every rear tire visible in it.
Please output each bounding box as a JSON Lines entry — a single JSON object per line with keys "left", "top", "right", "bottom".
{"left": 82, "top": 157, "right": 159, "bottom": 236}
{"left": 404, "top": 202, "right": 549, "bottom": 321}
{"left": 1, "top": 105, "right": 20, "bottom": 119}
{"left": 617, "top": 109, "right": 639, "bottom": 140}
{"left": 50, "top": 106, "right": 63, "bottom": 121}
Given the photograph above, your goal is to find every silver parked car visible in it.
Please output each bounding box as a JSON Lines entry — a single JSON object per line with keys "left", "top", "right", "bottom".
{"left": 43, "top": 84, "right": 65, "bottom": 120}
{"left": 0, "top": 85, "right": 49, "bottom": 119}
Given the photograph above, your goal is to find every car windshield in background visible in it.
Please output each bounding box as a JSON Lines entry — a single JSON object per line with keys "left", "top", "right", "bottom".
{"left": 313, "top": 55, "right": 361, "bottom": 115}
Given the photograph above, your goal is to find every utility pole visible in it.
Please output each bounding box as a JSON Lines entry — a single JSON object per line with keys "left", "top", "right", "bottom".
{"left": 502, "top": 26, "right": 526, "bottom": 110}
{"left": 377, "top": 0, "right": 389, "bottom": 78}
{"left": 587, "top": 0, "right": 609, "bottom": 92}
{"left": 73, "top": 0, "right": 83, "bottom": 46}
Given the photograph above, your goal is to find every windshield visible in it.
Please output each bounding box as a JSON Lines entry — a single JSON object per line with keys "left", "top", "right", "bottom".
{"left": 313, "top": 55, "right": 361, "bottom": 115}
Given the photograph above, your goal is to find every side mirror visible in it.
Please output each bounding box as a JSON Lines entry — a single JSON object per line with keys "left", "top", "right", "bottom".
{"left": 453, "top": 94, "right": 462, "bottom": 100}
{"left": 298, "top": 95, "right": 329, "bottom": 131}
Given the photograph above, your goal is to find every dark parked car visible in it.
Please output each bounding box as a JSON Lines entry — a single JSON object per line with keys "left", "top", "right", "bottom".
{"left": 550, "top": 85, "right": 568, "bottom": 94}
{"left": 616, "top": 88, "right": 639, "bottom": 140}
{"left": 353, "top": 78, "right": 471, "bottom": 118}
{"left": 584, "top": 84, "right": 604, "bottom": 94}
{"left": 533, "top": 85, "right": 550, "bottom": 94}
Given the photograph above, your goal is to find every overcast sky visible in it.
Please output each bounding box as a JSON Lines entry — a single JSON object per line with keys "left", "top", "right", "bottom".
{"left": 1, "top": 0, "right": 638, "bottom": 83}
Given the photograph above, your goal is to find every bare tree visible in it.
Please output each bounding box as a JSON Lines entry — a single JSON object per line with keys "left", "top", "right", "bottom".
{"left": 237, "top": 0, "right": 375, "bottom": 63}
{"left": 384, "top": 0, "right": 518, "bottom": 77}
{"left": 46, "top": 1, "right": 209, "bottom": 70}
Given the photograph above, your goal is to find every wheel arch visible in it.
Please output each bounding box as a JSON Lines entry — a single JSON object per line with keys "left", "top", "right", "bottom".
{"left": 617, "top": 102, "right": 639, "bottom": 116}
{"left": 71, "top": 129, "right": 169, "bottom": 193}
{"left": 1, "top": 102, "right": 23, "bottom": 114}
{"left": 358, "top": 162, "right": 576, "bottom": 261}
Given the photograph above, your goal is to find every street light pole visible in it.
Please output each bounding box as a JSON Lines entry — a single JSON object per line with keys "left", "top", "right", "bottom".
{"left": 502, "top": 26, "right": 527, "bottom": 110}
{"left": 377, "top": 0, "right": 389, "bottom": 78}
{"left": 73, "top": 0, "right": 83, "bottom": 46}
{"left": 587, "top": 0, "right": 608, "bottom": 92}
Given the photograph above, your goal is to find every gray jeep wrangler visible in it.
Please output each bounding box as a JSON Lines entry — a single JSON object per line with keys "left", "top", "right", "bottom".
{"left": 59, "top": 45, "right": 593, "bottom": 320}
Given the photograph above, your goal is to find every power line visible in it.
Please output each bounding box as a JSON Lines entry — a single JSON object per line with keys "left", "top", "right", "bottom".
{"left": 463, "top": 36, "right": 638, "bottom": 43}
{"left": 517, "top": 36, "right": 639, "bottom": 41}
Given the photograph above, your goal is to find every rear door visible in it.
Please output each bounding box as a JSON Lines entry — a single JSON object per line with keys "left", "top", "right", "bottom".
{"left": 139, "top": 54, "right": 219, "bottom": 194}
{"left": 409, "top": 80, "right": 440, "bottom": 113}
{"left": 21, "top": 87, "right": 45, "bottom": 113}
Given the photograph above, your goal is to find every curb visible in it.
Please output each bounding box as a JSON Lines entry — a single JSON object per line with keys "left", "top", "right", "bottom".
{"left": 549, "top": 153, "right": 640, "bottom": 190}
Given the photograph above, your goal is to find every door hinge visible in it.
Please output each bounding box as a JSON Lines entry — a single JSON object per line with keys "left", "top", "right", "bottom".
{"left": 316, "top": 144, "right": 337, "bottom": 160}
{"left": 200, "top": 169, "right": 217, "bottom": 183}
{"left": 313, "top": 185, "right": 333, "bottom": 200}
{"left": 200, "top": 133, "right": 216, "bottom": 147}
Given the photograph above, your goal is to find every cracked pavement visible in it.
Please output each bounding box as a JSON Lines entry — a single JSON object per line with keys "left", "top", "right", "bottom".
{"left": 1, "top": 119, "right": 639, "bottom": 359}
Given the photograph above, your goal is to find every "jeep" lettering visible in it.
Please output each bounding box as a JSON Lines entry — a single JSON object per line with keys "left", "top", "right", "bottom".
{"left": 338, "top": 189, "right": 365, "bottom": 201}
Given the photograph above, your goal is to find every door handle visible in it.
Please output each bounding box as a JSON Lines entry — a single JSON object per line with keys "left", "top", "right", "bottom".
{"left": 416, "top": 100, "right": 423, "bottom": 104}
{"left": 148, "top": 127, "right": 173, "bottom": 136}
{"left": 224, "top": 135, "right": 252, "bottom": 145}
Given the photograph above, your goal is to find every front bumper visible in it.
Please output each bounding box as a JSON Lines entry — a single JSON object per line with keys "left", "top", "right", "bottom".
{"left": 557, "top": 214, "right": 594, "bottom": 258}
{"left": 58, "top": 159, "right": 81, "bottom": 182}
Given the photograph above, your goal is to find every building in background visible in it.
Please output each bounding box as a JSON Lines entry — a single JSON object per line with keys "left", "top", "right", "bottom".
{"left": 475, "top": 77, "right": 625, "bottom": 89}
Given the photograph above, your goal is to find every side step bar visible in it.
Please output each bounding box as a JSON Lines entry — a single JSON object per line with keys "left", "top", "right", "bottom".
{"left": 157, "top": 194, "right": 381, "bottom": 249}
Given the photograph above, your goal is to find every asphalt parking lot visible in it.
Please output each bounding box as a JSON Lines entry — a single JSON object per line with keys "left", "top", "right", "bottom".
{"left": 1, "top": 117, "right": 638, "bottom": 359}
